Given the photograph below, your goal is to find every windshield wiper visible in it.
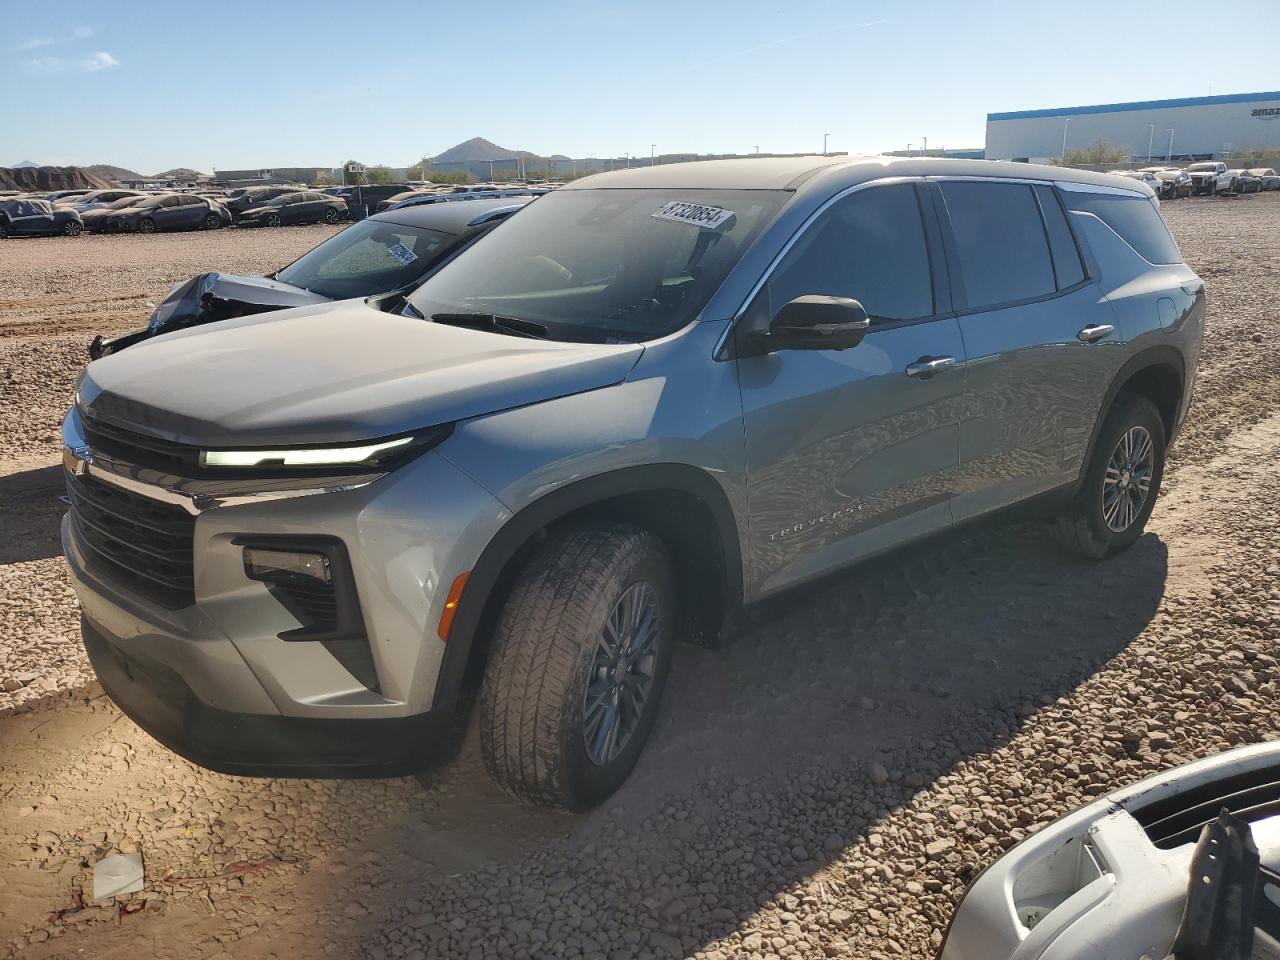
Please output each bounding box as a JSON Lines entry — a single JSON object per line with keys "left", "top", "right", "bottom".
{"left": 430, "top": 312, "right": 549, "bottom": 339}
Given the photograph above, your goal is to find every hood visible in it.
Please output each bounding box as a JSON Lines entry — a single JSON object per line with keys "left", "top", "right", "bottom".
{"left": 238, "top": 204, "right": 278, "bottom": 216}
{"left": 78, "top": 300, "right": 645, "bottom": 446}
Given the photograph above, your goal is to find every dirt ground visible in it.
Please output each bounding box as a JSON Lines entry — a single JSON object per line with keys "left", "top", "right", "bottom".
{"left": 0, "top": 198, "right": 1277, "bottom": 959}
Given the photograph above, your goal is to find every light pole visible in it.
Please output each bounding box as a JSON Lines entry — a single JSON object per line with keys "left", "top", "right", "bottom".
{"left": 754, "top": 145, "right": 759, "bottom": 154}
{"left": 823, "top": 133, "right": 830, "bottom": 155}
{"left": 907, "top": 143, "right": 913, "bottom": 154}
{"left": 1166, "top": 128, "right": 1175, "bottom": 162}
{"left": 1061, "top": 117, "right": 1071, "bottom": 158}
{"left": 1146, "top": 124, "right": 1154, "bottom": 163}
{"left": 922, "top": 136, "right": 928, "bottom": 154}
{"left": 650, "top": 144, "right": 656, "bottom": 165}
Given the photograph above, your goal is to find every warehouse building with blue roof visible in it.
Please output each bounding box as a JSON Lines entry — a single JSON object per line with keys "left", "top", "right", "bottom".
{"left": 985, "top": 90, "right": 1280, "bottom": 163}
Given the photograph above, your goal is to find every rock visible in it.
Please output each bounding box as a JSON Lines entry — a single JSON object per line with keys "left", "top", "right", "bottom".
{"left": 868, "top": 763, "right": 890, "bottom": 786}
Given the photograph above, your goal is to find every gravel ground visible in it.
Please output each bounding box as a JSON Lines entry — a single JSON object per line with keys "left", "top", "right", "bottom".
{"left": 0, "top": 194, "right": 1277, "bottom": 959}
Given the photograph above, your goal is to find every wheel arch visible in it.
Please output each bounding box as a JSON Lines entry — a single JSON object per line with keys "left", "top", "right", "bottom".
{"left": 432, "top": 463, "right": 744, "bottom": 708}
{"left": 1080, "top": 346, "right": 1185, "bottom": 483}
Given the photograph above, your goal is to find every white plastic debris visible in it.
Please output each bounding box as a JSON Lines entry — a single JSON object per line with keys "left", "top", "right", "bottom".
{"left": 93, "top": 852, "right": 144, "bottom": 901}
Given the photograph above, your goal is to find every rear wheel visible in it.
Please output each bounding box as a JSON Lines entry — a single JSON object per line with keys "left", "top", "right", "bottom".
{"left": 137, "top": 218, "right": 156, "bottom": 234}
{"left": 1051, "top": 393, "right": 1166, "bottom": 559}
{"left": 479, "top": 522, "right": 674, "bottom": 809}
{"left": 323, "top": 207, "right": 340, "bottom": 224}
{"left": 0, "top": 220, "right": 9, "bottom": 238}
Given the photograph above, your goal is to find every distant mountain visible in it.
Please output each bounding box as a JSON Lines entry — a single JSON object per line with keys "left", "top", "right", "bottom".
{"left": 10, "top": 160, "right": 39, "bottom": 168}
{"left": 154, "top": 167, "right": 208, "bottom": 179}
{"left": 431, "top": 137, "right": 538, "bottom": 163}
{"left": 85, "top": 163, "right": 144, "bottom": 182}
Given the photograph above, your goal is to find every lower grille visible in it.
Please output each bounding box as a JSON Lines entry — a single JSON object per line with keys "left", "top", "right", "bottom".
{"left": 67, "top": 473, "right": 195, "bottom": 608}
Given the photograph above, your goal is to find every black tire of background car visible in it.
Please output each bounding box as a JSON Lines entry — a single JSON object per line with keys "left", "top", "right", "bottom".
{"left": 267, "top": 213, "right": 281, "bottom": 227}
{"left": 204, "top": 213, "right": 221, "bottom": 230}
{"left": 479, "top": 522, "right": 675, "bottom": 810}
{"left": 1051, "top": 392, "right": 1167, "bottom": 559}
{"left": 0, "top": 221, "right": 8, "bottom": 238}
{"left": 138, "top": 218, "right": 155, "bottom": 234}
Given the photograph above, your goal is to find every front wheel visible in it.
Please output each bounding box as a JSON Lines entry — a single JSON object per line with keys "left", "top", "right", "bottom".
{"left": 266, "top": 213, "right": 282, "bottom": 227}
{"left": 137, "top": 218, "right": 156, "bottom": 234}
{"left": 1051, "top": 393, "right": 1166, "bottom": 559}
{"left": 479, "top": 522, "right": 674, "bottom": 809}
{"left": 63, "top": 220, "right": 82, "bottom": 236}
{"left": 204, "top": 213, "right": 222, "bottom": 229}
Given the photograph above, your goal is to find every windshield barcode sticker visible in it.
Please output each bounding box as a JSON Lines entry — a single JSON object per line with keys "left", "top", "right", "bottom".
{"left": 387, "top": 242, "right": 418, "bottom": 266}
{"left": 651, "top": 201, "right": 735, "bottom": 231}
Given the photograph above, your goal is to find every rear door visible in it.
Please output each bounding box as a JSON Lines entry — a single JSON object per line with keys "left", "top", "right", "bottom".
{"left": 150, "top": 197, "right": 182, "bottom": 230}
{"left": 176, "top": 196, "right": 206, "bottom": 228}
{"left": 934, "top": 178, "right": 1119, "bottom": 520}
{"left": 737, "top": 180, "right": 966, "bottom": 597}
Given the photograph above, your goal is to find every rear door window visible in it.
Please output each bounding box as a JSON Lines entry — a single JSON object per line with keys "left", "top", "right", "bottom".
{"left": 1061, "top": 192, "right": 1182, "bottom": 265}
{"left": 1033, "top": 185, "right": 1086, "bottom": 289}
{"left": 768, "top": 183, "right": 934, "bottom": 323}
{"left": 939, "top": 181, "right": 1056, "bottom": 309}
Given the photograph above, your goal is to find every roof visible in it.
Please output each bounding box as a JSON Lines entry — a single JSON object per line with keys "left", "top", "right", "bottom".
{"left": 371, "top": 194, "right": 535, "bottom": 233}
{"left": 560, "top": 155, "right": 1145, "bottom": 195}
{"left": 988, "top": 90, "right": 1280, "bottom": 122}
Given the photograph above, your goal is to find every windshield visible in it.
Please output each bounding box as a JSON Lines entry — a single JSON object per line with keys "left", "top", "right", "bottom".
{"left": 107, "top": 195, "right": 145, "bottom": 209}
{"left": 408, "top": 188, "right": 786, "bottom": 343}
{"left": 275, "top": 219, "right": 456, "bottom": 299}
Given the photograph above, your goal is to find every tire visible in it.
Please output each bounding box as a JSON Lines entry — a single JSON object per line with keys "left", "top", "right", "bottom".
{"left": 479, "top": 522, "right": 675, "bottom": 810}
{"left": 323, "top": 207, "right": 340, "bottom": 224}
{"left": 63, "top": 220, "right": 82, "bottom": 237}
{"left": 266, "top": 213, "right": 282, "bottom": 227}
{"left": 1051, "top": 392, "right": 1166, "bottom": 559}
{"left": 137, "top": 218, "right": 156, "bottom": 235}
{"left": 204, "top": 213, "right": 221, "bottom": 229}
{"left": 0, "top": 221, "right": 8, "bottom": 238}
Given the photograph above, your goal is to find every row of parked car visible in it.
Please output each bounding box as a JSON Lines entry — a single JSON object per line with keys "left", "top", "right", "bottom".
{"left": 1110, "top": 162, "right": 1280, "bottom": 199}
{"left": 0, "top": 181, "right": 553, "bottom": 239}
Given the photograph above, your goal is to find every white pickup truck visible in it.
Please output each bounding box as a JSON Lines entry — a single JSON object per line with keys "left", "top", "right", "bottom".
{"left": 1184, "top": 161, "right": 1236, "bottom": 195}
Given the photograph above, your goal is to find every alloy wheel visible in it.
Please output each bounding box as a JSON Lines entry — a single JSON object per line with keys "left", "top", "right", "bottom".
{"left": 582, "top": 581, "right": 660, "bottom": 766}
{"left": 1103, "top": 426, "right": 1154, "bottom": 532}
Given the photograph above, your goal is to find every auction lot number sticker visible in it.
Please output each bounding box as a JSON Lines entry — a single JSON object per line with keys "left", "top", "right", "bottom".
{"left": 651, "top": 201, "right": 735, "bottom": 231}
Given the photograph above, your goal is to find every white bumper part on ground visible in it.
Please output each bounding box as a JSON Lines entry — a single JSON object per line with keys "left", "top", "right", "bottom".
{"left": 941, "top": 741, "right": 1280, "bottom": 959}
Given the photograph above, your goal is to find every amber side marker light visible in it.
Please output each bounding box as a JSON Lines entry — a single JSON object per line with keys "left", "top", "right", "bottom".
{"left": 437, "top": 571, "right": 470, "bottom": 641}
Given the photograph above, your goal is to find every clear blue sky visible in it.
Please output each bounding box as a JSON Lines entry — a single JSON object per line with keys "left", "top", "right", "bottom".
{"left": 4, "top": 0, "right": 1277, "bottom": 174}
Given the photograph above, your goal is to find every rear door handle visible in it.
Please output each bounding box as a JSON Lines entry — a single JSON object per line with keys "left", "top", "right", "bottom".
{"left": 1077, "top": 324, "right": 1115, "bottom": 343}
{"left": 905, "top": 355, "right": 957, "bottom": 379}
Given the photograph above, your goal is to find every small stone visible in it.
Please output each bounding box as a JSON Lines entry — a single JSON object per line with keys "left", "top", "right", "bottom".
{"left": 868, "top": 763, "right": 890, "bottom": 785}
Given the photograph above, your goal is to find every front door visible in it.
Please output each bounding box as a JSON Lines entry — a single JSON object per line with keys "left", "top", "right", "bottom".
{"left": 736, "top": 181, "right": 966, "bottom": 598}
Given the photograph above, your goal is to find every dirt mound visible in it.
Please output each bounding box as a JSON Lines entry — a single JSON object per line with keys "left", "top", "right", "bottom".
{"left": 0, "top": 165, "right": 114, "bottom": 193}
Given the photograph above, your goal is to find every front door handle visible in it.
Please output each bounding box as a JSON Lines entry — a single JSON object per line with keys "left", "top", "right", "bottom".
{"left": 1077, "top": 323, "right": 1115, "bottom": 343}
{"left": 905, "top": 355, "right": 957, "bottom": 379}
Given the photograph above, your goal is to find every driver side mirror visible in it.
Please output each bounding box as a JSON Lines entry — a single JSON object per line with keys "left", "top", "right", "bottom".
{"left": 761, "top": 295, "right": 870, "bottom": 352}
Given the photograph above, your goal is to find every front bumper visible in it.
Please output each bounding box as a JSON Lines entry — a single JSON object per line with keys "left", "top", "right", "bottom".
{"left": 82, "top": 615, "right": 462, "bottom": 777}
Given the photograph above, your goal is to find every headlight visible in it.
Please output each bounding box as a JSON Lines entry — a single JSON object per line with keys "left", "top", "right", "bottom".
{"left": 198, "top": 426, "right": 450, "bottom": 470}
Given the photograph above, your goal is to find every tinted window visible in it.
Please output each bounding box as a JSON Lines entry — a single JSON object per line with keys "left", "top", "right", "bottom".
{"left": 1062, "top": 193, "right": 1182, "bottom": 265}
{"left": 940, "top": 181, "right": 1056, "bottom": 309}
{"left": 768, "top": 184, "right": 933, "bottom": 322}
{"left": 1033, "top": 185, "right": 1086, "bottom": 289}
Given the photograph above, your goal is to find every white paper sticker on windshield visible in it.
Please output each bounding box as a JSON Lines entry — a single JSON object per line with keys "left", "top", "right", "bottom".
{"left": 651, "top": 201, "right": 735, "bottom": 231}
{"left": 387, "top": 242, "right": 418, "bottom": 266}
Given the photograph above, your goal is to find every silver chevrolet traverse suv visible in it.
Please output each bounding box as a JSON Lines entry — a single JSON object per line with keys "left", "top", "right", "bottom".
{"left": 62, "top": 156, "right": 1204, "bottom": 809}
